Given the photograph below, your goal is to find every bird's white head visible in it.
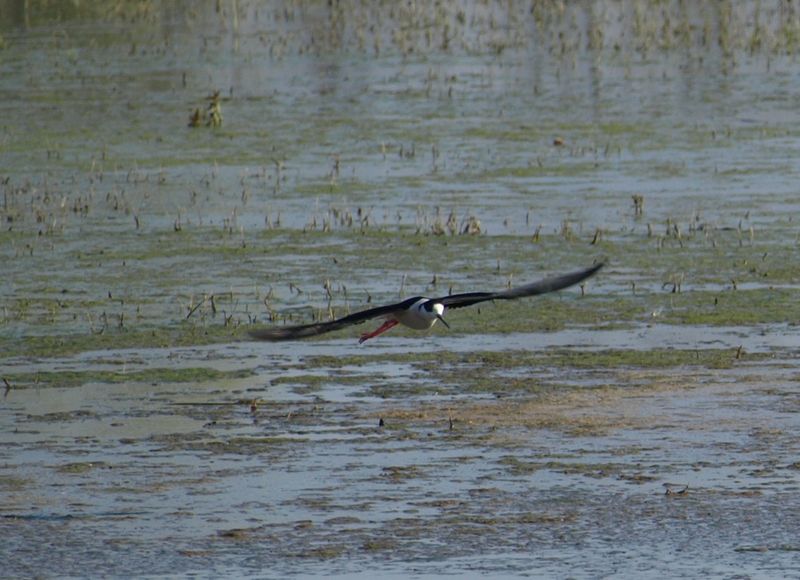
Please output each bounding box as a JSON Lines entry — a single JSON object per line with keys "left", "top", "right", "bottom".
{"left": 399, "top": 299, "right": 450, "bottom": 330}
{"left": 428, "top": 302, "right": 449, "bottom": 329}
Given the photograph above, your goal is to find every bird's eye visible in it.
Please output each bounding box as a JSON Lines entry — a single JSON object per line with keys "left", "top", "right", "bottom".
{"left": 422, "top": 302, "right": 434, "bottom": 312}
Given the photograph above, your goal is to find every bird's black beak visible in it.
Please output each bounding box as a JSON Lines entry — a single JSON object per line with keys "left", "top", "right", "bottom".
{"left": 437, "top": 314, "right": 450, "bottom": 329}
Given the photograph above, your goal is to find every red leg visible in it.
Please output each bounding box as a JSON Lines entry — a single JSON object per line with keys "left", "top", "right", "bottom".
{"left": 359, "top": 319, "right": 399, "bottom": 343}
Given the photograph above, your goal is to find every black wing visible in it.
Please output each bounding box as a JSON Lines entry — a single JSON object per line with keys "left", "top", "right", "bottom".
{"left": 436, "top": 262, "right": 603, "bottom": 310}
{"left": 249, "top": 263, "right": 603, "bottom": 341}
{"left": 249, "top": 297, "right": 421, "bottom": 341}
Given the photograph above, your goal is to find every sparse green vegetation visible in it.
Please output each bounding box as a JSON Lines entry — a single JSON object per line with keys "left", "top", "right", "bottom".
{"left": 3, "top": 366, "right": 255, "bottom": 389}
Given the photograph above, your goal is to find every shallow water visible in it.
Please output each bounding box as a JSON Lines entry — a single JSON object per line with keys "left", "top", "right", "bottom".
{"left": 3, "top": 1, "right": 800, "bottom": 578}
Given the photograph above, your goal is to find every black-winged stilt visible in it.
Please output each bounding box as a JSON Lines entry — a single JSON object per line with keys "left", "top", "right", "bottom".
{"left": 249, "top": 262, "right": 603, "bottom": 343}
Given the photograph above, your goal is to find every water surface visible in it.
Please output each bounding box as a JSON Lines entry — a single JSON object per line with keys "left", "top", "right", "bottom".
{"left": 2, "top": 1, "right": 800, "bottom": 578}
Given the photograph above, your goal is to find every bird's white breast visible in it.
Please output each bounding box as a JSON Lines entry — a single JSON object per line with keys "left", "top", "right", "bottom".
{"left": 395, "top": 299, "right": 441, "bottom": 330}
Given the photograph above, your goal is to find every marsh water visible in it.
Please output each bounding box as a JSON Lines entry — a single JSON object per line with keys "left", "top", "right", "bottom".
{"left": 3, "top": 1, "right": 800, "bottom": 577}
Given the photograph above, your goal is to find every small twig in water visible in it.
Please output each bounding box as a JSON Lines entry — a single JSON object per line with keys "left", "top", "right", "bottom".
{"left": 186, "top": 295, "right": 208, "bottom": 319}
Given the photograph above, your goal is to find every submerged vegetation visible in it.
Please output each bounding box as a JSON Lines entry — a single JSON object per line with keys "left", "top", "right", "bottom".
{"left": 2, "top": 213, "right": 797, "bottom": 358}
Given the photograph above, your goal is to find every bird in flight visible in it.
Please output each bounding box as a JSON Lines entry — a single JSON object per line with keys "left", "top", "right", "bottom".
{"left": 249, "top": 262, "right": 603, "bottom": 343}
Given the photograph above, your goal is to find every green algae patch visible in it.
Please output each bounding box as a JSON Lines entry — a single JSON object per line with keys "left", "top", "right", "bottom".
{"left": 295, "top": 546, "right": 348, "bottom": 559}
{"left": 0, "top": 476, "right": 30, "bottom": 491}
{"left": 0, "top": 323, "right": 248, "bottom": 359}
{"left": 56, "top": 461, "right": 108, "bottom": 474}
{"left": 3, "top": 367, "right": 255, "bottom": 390}
{"left": 380, "top": 465, "right": 426, "bottom": 483}
{"left": 308, "top": 346, "right": 758, "bottom": 375}
{"left": 298, "top": 345, "right": 763, "bottom": 402}
{"left": 149, "top": 429, "right": 311, "bottom": 455}
{"left": 499, "top": 456, "right": 543, "bottom": 475}
{"left": 194, "top": 436, "right": 309, "bottom": 455}
{"left": 527, "top": 347, "right": 759, "bottom": 370}
{"left": 661, "top": 288, "right": 800, "bottom": 326}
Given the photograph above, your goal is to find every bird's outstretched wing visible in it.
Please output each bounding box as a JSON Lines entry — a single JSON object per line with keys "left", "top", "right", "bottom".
{"left": 436, "top": 262, "right": 603, "bottom": 310}
{"left": 249, "top": 297, "right": 420, "bottom": 341}
{"left": 249, "top": 262, "right": 603, "bottom": 342}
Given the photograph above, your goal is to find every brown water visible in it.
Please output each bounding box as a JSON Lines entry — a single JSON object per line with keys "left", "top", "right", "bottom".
{"left": 3, "top": 1, "right": 800, "bottom": 578}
